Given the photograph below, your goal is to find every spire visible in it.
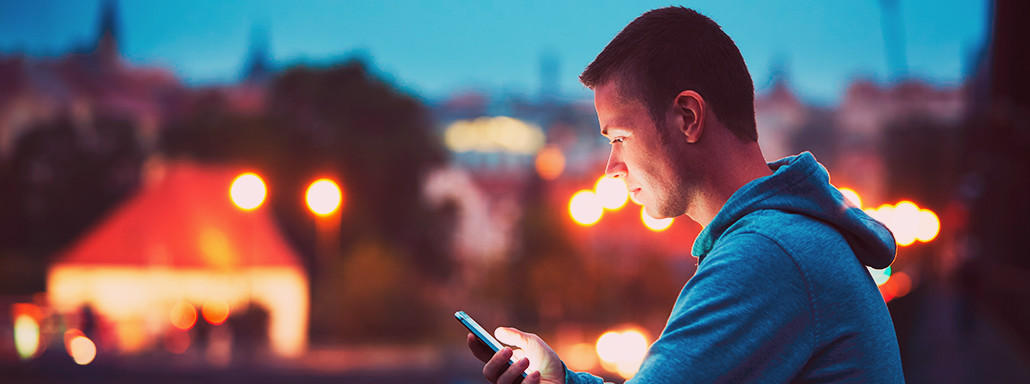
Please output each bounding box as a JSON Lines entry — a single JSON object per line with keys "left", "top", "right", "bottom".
{"left": 96, "top": 0, "right": 120, "bottom": 63}
{"left": 242, "top": 24, "right": 272, "bottom": 83}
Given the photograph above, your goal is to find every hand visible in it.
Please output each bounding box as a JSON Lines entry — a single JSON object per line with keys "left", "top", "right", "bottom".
{"left": 466, "top": 327, "right": 565, "bottom": 384}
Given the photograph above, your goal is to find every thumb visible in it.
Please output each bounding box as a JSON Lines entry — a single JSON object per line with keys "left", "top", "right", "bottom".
{"left": 494, "top": 327, "right": 532, "bottom": 348}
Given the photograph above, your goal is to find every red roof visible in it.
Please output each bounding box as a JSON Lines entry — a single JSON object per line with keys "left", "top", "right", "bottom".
{"left": 55, "top": 161, "right": 303, "bottom": 269}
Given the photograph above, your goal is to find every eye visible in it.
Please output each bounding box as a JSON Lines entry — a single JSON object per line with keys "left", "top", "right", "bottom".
{"left": 609, "top": 137, "right": 624, "bottom": 145}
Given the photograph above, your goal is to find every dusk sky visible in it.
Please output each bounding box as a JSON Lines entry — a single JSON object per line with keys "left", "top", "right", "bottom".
{"left": 0, "top": 0, "right": 989, "bottom": 104}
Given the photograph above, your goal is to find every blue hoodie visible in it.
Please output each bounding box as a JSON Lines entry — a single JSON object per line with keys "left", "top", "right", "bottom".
{"left": 566, "top": 152, "right": 904, "bottom": 383}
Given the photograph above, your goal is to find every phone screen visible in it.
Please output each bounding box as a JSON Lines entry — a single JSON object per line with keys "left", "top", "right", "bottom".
{"left": 455, "top": 311, "right": 527, "bottom": 380}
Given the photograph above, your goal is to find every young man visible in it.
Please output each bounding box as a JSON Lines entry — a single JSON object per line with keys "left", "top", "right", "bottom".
{"left": 467, "top": 7, "right": 903, "bottom": 383}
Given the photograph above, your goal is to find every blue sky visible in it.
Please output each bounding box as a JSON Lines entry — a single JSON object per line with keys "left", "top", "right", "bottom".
{"left": 0, "top": 0, "right": 989, "bottom": 104}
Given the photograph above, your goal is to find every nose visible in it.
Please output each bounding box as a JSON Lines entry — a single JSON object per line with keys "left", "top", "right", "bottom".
{"left": 605, "top": 148, "right": 627, "bottom": 179}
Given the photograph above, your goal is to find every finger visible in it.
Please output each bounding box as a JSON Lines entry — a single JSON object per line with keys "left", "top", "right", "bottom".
{"left": 497, "top": 357, "right": 530, "bottom": 384}
{"left": 467, "top": 333, "right": 494, "bottom": 363}
{"left": 495, "top": 327, "right": 533, "bottom": 349}
{"left": 483, "top": 347, "right": 514, "bottom": 381}
{"left": 524, "top": 370, "right": 541, "bottom": 384}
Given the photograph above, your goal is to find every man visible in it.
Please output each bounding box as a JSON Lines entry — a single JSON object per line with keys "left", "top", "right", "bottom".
{"left": 467, "top": 6, "right": 904, "bottom": 383}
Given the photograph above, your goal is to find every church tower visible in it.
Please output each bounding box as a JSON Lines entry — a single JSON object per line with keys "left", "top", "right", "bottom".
{"left": 95, "top": 0, "right": 121, "bottom": 67}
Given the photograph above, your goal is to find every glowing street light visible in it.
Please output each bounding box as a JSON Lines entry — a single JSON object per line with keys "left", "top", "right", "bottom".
{"left": 569, "top": 190, "right": 603, "bottom": 226}
{"left": 596, "top": 328, "right": 650, "bottom": 379}
{"left": 306, "top": 179, "right": 343, "bottom": 217}
{"left": 68, "top": 335, "right": 97, "bottom": 365}
{"left": 838, "top": 187, "right": 862, "bottom": 208}
{"left": 641, "top": 207, "right": 674, "bottom": 232}
{"left": 595, "top": 176, "right": 628, "bottom": 210}
{"left": 230, "top": 173, "right": 267, "bottom": 210}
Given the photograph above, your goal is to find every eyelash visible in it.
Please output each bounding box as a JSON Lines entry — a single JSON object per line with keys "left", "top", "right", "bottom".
{"left": 609, "top": 137, "right": 624, "bottom": 145}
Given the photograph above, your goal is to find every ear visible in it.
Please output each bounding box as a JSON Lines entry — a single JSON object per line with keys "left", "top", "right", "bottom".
{"left": 673, "top": 90, "right": 705, "bottom": 144}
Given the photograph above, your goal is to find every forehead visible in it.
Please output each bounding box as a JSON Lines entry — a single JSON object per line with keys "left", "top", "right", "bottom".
{"left": 594, "top": 81, "right": 649, "bottom": 134}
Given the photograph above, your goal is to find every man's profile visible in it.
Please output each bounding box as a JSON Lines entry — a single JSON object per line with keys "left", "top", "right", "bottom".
{"left": 466, "top": 6, "right": 904, "bottom": 383}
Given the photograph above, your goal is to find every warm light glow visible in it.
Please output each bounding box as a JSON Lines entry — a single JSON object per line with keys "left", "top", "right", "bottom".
{"left": 595, "top": 176, "right": 629, "bottom": 210}
{"left": 69, "top": 336, "right": 97, "bottom": 365}
{"left": 641, "top": 207, "right": 674, "bottom": 232}
{"left": 306, "top": 179, "right": 343, "bottom": 216}
{"left": 596, "top": 329, "right": 649, "bottom": 379}
{"left": 14, "top": 314, "right": 40, "bottom": 360}
{"left": 890, "top": 271, "right": 913, "bottom": 298}
{"left": 535, "top": 146, "right": 566, "bottom": 180}
{"left": 569, "top": 190, "right": 603, "bottom": 226}
{"left": 202, "top": 297, "right": 231, "bottom": 325}
{"left": 868, "top": 266, "right": 891, "bottom": 286}
{"left": 839, "top": 187, "right": 862, "bottom": 208}
{"left": 164, "top": 329, "right": 190, "bottom": 354}
{"left": 444, "top": 116, "right": 546, "bottom": 154}
{"left": 562, "top": 342, "right": 599, "bottom": 371}
{"left": 892, "top": 201, "right": 920, "bottom": 246}
{"left": 306, "top": 179, "right": 341, "bottom": 215}
{"left": 230, "top": 173, "right": 267, "bottom": 210}
{"left": 170, "top": 301, "right": 198, "bottom": 330}
{"left": 48, "top": 265, "right": 310, "bottom": 358}
{"left": 916, "top": 209, "right": 940, "bottom": 242}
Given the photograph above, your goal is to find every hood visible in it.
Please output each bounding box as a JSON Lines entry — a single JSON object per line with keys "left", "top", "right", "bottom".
{"left": 692, "top": 152, "right": 896, "bottom": 269}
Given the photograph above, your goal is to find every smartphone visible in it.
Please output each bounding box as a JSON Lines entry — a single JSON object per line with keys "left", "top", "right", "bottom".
{"left": 455, "top": 311, "right": 528, "bottom": 381}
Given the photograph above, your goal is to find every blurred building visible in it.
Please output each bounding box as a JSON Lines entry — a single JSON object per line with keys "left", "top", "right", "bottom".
{"left": 48, "top": 161, "right": 308, "bottom": 358}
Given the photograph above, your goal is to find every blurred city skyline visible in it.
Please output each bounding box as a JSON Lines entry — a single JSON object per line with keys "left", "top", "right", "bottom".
{"left": 0, "top": 0, "right": 988, "bottom": 104}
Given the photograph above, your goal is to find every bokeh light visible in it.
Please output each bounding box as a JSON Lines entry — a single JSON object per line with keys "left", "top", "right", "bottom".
{"left": 170, "top": 301, "right": 198, "bottom": 330}
{"left": 596, "top": 329, "right": 650, "bottom": 379}
{"left": 866, "top": 200, "right": 940, "bottom": 246}
{"left": 306, "top": 178, "right": 343, "bottom": 216}
{"left": 641, "top": 207, "right": 673, "bottom": 232}
{"left": 569, "top": 190, "right": 603, "bottom": 226}
{"left": 69, "top": 335, "right": 97, "bottom": 365}
{"left": 839, "top": 187, "right": 862, "bottom": 208}
{"left": 444, "top": 116, "right": 546, "bottom": 154}
{"left": 916, "top": 209, "right": 941, "bottom": 242}
{"left": 595, "top": 176, "right": 628, "bottom": 210}
{"left": 202, "top": 297, "right": 230, "bottom": 325}
{"left": 535, "top": 146, "right": 566, "bottom": 180}
{"left": 164, "top": 329, "right": 191, "bottom": 354}
{"left": 892, "top": 201, "right": 920, "bottom": 246}
{"left": 13, "top": 314, "right": 40, "bottom": 360}
{"left": 561, "top": 342, "right": 599, "bottom": 371}
{"left": 230, "top": 173, "right": 267, "bottom": 210}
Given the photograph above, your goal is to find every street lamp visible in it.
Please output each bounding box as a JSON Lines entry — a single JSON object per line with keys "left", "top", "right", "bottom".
{"left": 305, "top": 179, "right": 343, "bottom": 216}
{"left": 230, "top": 173, "right": 266, "bottom": 211}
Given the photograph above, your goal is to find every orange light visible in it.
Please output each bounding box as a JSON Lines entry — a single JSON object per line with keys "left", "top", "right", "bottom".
{"left": 306, "top": 179, "right": 343, "bottom": 216}
{"left": 893, "top": 201, "right": 920, "bottom": 246}
{"left": 164, "top": 329, "right": 190, "bottom": 354}
{"left": 170, "top": 301, "right": 198, "bottom": 330}
{"left": 838, "top": 187, "right": 862, "bottom": 208}
{"left": 13, "top": 304, "right": 42, "bottom": 360}
{"left": 202, "top": 298, "right": 230, "bottom": 325}
{"left": 595, "top": 176, "right": 629, "bottom": 210}
{"left": 535, "top": 146, "right": 566, "bottom": 180}
{"left": 68, "top": 335, "right": 97, "bottom": 365}
{"left": 596, "top": 328, "right": 649, "bottom": 379}
{"left": 641, "top": 207, "right": 673, "bottom": 232}
{"left": 915, "top": 209, "right": 940, "bottom": 243}
{"left": 569, "top": 190, "right": 603, "bottom": 226}
{"left": 230, "top": 173, "right": 267, "bottom": 210}
{"left": 890, "top": 271, "right": 913, "bottom": 298}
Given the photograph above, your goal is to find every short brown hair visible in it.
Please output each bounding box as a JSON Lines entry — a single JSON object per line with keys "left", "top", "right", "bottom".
{"left": 581, "top": 7, "right": 757, "bottom": 142}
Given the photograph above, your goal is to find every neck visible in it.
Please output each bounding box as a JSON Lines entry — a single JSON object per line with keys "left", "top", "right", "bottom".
{"left": 687, "top": 139, "right": 772, "bottom": 227}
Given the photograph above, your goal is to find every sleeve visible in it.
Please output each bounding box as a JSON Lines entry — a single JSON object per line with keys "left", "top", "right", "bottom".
{"left": 626, "top": 232, "right": 816, "bottom": 383}
{"left": 564, "top": 364, "right": 608, "bottom": 384}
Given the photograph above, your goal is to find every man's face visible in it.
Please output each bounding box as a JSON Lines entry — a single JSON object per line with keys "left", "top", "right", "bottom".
{"left": 595, "top": 81, "right": 692, "bottom": 219}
